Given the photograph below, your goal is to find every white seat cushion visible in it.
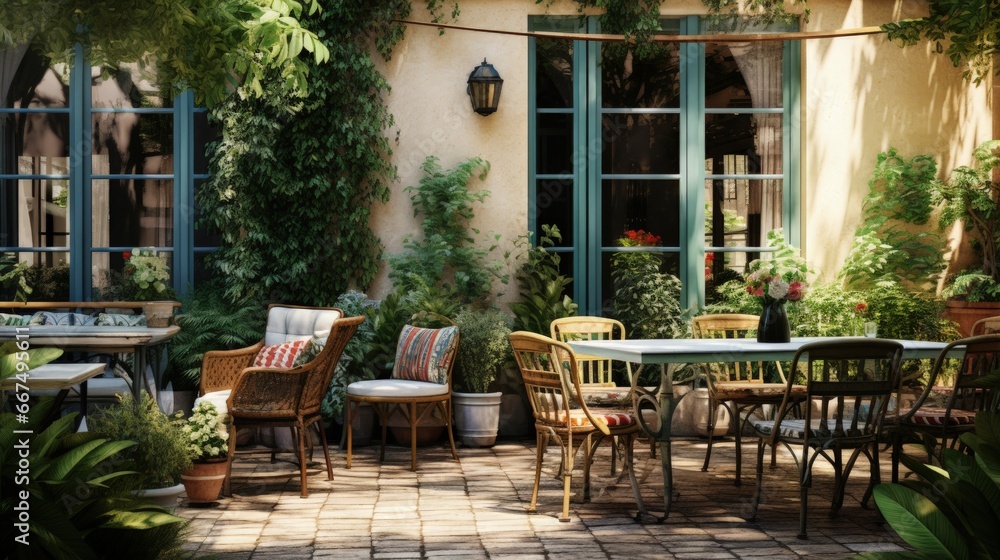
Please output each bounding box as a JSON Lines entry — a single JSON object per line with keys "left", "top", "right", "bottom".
{"left": 195, "top": 390, "right": 232, "bottom": 415}
{"left": 264, "top": 306, "right": 341, "bottom": 345}
{"left": 347, "top": 379, "right": 450, "bottom": 398}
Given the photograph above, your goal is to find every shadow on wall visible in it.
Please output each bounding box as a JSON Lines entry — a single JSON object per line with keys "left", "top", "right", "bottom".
{"left": 802, "top": 1, "right": 989, "bottom": 278}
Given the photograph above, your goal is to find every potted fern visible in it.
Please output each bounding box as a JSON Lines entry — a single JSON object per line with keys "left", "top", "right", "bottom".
{"left": 451, "top": 308, "right": 512, "bottom": 447}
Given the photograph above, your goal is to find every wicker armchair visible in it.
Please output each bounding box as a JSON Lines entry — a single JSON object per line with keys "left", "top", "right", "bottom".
{"left": 197, "top": 305, "right": 361, "bottom": 497}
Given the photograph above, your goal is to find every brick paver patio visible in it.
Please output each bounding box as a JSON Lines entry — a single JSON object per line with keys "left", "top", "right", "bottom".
{"left": 176, "top": 437, "right": 910, "bottom": 559}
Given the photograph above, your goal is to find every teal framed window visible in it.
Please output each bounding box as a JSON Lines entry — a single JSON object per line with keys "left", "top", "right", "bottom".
{"left": 529, "top": 15, "right": 801, "bottom": 314}
{"left": 1, "top": 45, "right": 215, "bottom": 300}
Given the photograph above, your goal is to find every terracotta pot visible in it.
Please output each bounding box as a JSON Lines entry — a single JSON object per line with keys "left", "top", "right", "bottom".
{"left": 181, "top": 459, "right": 228, "bottom": 504}
{"left": 942, "top": 300, "right": 1000, "bottom": 337}
{"left": 142, "top": 300, "right": 179, "bottom": 328}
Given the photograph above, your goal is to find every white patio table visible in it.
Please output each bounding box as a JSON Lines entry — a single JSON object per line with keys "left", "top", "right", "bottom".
{"left": 0, "top": 325, "right": 180, "bottom": 404}
{"left": 567, "top": 336, "right": 951, "bottom": 521}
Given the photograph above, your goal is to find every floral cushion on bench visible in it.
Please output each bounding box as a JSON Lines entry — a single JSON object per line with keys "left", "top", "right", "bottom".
{"left": 27, "top": 311, "right": 97, "bottom": 326}
{"left": 95, "top": 313, "right": 148, "bottom": 327}
{"left": 0, "top": 313, "right": 31, "bottom": 326}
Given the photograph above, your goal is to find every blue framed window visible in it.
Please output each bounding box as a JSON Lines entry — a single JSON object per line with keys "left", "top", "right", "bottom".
{"left": 1, "top": 45, "right": 216, "bottom": 299}
{"left": 529, "top": 15, "right": 801, "bottom": 314}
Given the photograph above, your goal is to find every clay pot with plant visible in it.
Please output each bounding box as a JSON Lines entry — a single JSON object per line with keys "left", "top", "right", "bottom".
{"left": 935, "top": 140, "right": 1000, "bottom": 334}
{"left": 451, "top": 307, "right": 512, "bottom": 447}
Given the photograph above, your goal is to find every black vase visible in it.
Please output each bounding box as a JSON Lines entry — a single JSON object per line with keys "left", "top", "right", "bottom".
{"left": 757, "top": 299, "right": 791, "bottom": 343}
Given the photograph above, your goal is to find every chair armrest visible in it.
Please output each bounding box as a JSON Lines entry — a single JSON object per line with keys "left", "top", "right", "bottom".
{"left": 200, "top": 342, "right": 263, "bottom": 395}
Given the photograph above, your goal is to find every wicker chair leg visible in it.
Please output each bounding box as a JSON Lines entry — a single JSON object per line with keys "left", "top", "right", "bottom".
{"left": 297, "top": 423, "right": 309, "bottom": 498}
{"left": 560, "top": 435, "right": 573, "bottom": 522}
{"left": 223, "top": 418, "right": 236, "bottom": 497}
{"left": 317, "top": 419, "right": 333, "bottom": 481}
{"left": 441, "top": 400, "right": 459, "bottom": 462}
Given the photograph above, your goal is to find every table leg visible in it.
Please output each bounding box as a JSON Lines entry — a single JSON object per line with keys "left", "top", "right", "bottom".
{"left": 657, "top": 363, "right": 674, "bottom": 515}
{"left": 133, "top": 346, "right": 145, "bottom": 402}
{"left": 632, "top": 363, "right": 678, "bottom": 522}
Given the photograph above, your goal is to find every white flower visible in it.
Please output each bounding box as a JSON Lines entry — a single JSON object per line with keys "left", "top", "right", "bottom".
{"left": 768, "top": 277, "right": 789, "bottom": 300}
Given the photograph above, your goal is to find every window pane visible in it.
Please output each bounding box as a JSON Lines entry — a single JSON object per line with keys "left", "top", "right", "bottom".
{"left": 91, "top": 179, "right": 174, "bottom": 248}
{"left": 193, "top": 179, "right": 223, "bottom": 247}
{"left": 536, "top": 39, "right": 573, "bottom": 109}
{"left": 193, "top": 111, "right": 219, "bottom": 175}
{"left": 537, "top": 113, "right": 573, "bottom": 174}
{"left": 194, "top": 251, "right": 216, "bottom": 287}
{"left": 602, "top": 43, "right": 681, "bottom": 109}
{"left": 1, "top": 177, "right": 70, "bottom": 248}
{"left": 92, "top": 250, "right": 172, "bottom": 299}
{"left": 705, "top": 114, "right": 782, "bottom": 174}
{"left": 602, "top": 179, "right": 679, "bottom": 247}
{"left": 92, "top": 64, "right": 174, "bottom": 108}
{"left": 535, "top": 178, "right": 574, "bottom": 247}
{"left": 704, "top": 178, "right": 783, "bottom": 249}
{"left": 602, "top": 113, "right": 680, "bottom": 174}
{"left": 92, "top": 113, "right": 174, "bottom": 164}
{"left": 705, "top": 43, "right": 782, "bottom": 109}
{"left": 1, "top": 252, "right": 71, "bottom": 301}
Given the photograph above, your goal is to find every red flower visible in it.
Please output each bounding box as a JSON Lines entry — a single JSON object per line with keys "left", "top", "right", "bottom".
{"left": 787, "top": 281, "right": 803, "bottom": 301}
{"left": 123, "top": 251, "right": 132, "bottom": 260}
{"left": 855, "top": 302, "right": 868, "bottom": 314}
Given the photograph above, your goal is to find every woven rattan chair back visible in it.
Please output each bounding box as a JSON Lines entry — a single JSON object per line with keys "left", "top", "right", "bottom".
{"left": 224, "top": 313, "right": 364, "bottom": 498}
{"left": 550, "top": 316, "right": 627, "bottom": 387}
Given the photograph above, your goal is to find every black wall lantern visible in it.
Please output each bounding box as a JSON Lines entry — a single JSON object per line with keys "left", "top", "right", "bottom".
{"left": 467, "top": 58, "right": 503, "bottom": 116}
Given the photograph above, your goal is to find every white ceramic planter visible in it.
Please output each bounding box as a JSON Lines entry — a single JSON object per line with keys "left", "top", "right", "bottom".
{"left": 134, "top": 483, "right": 185, "bottom": 510}
{"left": 452, "top": 391, "right": 502, "bottom": 447}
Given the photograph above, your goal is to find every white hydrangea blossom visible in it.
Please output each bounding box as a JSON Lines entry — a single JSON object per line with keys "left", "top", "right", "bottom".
{"left": 183, "top": 401, "right": 229, "bottom": 461}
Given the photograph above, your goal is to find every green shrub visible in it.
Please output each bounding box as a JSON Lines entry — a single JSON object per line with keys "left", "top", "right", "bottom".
{"left": 611, "top": 251, "right": 687, "bottom": 339}
{"left": 166, "top": 281, "right": 267, "bottom": 391}
{"left": 90, "top": 392, "right": 193, "bottom": 490}
{"left": 453, "top": 308, "right": 512, "bottom": 393}
{"left": 508, "top": 225, "right": 578, "bottom": 334}
{"left": 320, "top": 290, "right": 378, "bottom": 424}
{"left": 388, "top": 155, "right": 506, "bottom": 306}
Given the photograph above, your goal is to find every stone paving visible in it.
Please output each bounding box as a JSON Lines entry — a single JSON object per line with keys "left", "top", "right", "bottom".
{"left": 176, "top": 437, "right": 910, "bottom": 559}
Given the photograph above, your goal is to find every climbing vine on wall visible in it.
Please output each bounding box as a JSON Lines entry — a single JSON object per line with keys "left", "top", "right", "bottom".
{"left": 200, "top": 0, "right": 412, "bottom": 305}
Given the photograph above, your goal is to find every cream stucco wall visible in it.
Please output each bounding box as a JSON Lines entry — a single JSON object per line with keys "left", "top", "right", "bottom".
{"left": 368, "top": 0, "right": 993, "bottom": 299}
{"left": 802, "top": 0, "right": 993, "bottom": 283}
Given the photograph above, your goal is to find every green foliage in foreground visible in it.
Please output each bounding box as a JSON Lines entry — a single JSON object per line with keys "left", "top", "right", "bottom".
{"left": 0, "top": 400, "right": 186, "bottom": 560}
{"left": 859, "top": 412, "right": 1000, "bottom": 560}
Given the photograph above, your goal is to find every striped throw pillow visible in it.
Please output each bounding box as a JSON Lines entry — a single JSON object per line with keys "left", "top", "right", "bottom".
{"left": 391, "top": 325, "right": 459, "bottom": 385}
{"left": 253, "top": 339, "right": 309, "bottom": 369}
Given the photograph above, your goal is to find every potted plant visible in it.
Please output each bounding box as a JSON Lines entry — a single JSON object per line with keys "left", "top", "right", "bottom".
{"left": 936, "top": 140, "right": 1000, "bottom": 334}
{"left": 179, "top": 400, "right": 230, "bottom": 504}
{"left": 124, "top": 248, "right": 179, "bottom": 327}
{"left": 451, "top": 307, "right": 512, "bottom": 447}
{"left": 89, "top": 392, "right": 193, "bottom": 509}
